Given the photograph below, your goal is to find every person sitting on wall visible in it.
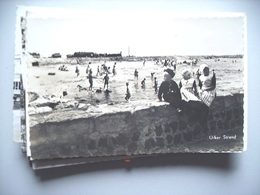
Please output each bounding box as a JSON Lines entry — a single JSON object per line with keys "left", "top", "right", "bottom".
{"left": 179, "top": 69, "right": 205, "bottom": 123}
{"left": 179, "top": 69, "right": 198, "bottom": 101}
{"left": 182, "top": 64, "right": 216, "bottom": 130}
{"left": 197, "top": 64, "right": 216, "bottom": 107}
{"left": 158, "top": 68, "right": 182, "bottom": 112}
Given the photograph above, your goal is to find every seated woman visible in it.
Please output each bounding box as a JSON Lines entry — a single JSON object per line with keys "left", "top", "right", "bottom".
{"left": 181, "top": 65, "right": 216, "bottom": 131}
{"left": 179, "top": 69, "right": 202, "bottom": 122}
{"left": 186, "top": 64, "right": 216, "bottom": 131}
{"left": 197, "top": 64, "right": 216, "bottom": 107}
{"left": 179, "top": 69, "right": 199, "bottom": 102}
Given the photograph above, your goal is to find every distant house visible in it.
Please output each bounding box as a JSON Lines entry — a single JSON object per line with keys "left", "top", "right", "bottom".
{"left": 107, "top": 52, "right": 122, "bottom": 58}
{"left": 51, "top": 53, "right": 62, "bottom": 58}
{"left": 73, "top": 52, "right": 94, "bottom": 58}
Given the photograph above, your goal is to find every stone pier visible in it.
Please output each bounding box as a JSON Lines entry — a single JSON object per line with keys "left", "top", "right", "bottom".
{"left": 29, "top": 94, "right": 244, "bottom": 160}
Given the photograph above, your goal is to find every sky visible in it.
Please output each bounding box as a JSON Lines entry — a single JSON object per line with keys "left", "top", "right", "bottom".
{"left": 18, "top": 8, "right": 245, "bottom": 57}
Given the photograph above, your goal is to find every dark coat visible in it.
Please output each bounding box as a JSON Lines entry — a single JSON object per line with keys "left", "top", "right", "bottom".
{"left": 158, "top": 80, "right": 181, "bottom": 107}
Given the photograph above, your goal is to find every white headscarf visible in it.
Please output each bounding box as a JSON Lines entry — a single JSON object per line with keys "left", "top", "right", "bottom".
{"left": 199, "top": 64, "right": 214, "bottom": 90}
{"left": 199, "top": 64, "right": 209, "bottom": 74}
{"left": 182, "top": 69, "right": 192, "bottom": 80}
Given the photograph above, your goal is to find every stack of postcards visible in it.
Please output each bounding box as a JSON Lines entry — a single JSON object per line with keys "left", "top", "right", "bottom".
{"left": 13, "top": 7, "right": 246, "bottom": 170}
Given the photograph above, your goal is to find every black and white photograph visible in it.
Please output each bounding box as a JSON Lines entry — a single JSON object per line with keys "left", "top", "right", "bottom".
{"left": 14, "top": 7, "right": 246, "bottom": 169}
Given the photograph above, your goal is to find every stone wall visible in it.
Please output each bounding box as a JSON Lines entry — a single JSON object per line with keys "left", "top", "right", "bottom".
{"left": 29, "top": 94, "right": 244, "bottom": 160}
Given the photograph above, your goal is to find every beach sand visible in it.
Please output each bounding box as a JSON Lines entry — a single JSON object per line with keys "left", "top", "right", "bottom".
{"left": 27, "top": 57, "right": 244, "bottom": 114}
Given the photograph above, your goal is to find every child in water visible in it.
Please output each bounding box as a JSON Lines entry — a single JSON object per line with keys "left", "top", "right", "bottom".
{"left": 103, "top": 73, "right": 109, "bottom": 90}
{"left": 141, "top": 78, "right": 146, "bottom": 88}
{"left": 134, "top": 69, "right": 138, "bottom": 79}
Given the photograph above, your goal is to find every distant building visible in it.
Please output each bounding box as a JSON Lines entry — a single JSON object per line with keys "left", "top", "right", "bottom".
{"left": 73, "top": 52, "right": 94, "bottom": 58}
{"left": 67, "top": 52, "right": 122, "bottom": 58}
{"left": 51, "top": 53, "right": 62, "bottom": 58}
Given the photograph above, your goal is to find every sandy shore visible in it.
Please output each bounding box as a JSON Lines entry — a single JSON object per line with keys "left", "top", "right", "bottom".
{"left": 27, "top": 57, "right": 244, "bottom": 115}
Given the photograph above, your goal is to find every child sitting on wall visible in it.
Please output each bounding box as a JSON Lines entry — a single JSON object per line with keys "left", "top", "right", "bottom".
{"left": 158, "top": 68, "right": 182, "bottom": 112}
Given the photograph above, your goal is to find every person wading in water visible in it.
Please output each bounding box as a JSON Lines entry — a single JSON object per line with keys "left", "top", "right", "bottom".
{"left": 112, "top": 62, "right": 116, "bottom": 76}
{"left": 75, "top": 66, "right": 80, "bottom": 77}
{"left": 103, "top": 73, "right": 109, "bottom": 90}
{"left": 134, "top": 69, "right": 139, "bottom": 79}
{"left": 88, "top": 70, "right": 93, "bottom": 90}
{"left": 125, "top": 82, "right": 131, "bottom": 101}
{"left": 154, "top": 77, "right": 158, "bottom": 93}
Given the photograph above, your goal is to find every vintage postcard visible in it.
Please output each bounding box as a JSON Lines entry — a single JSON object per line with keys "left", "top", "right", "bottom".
{"left": 13, "top": 7, "right": 247, "bottom": 169}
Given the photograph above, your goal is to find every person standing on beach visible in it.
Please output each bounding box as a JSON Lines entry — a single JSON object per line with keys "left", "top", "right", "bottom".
{"left": 154, "top": 77, "right": 158, "bottom": 93}
{"left": 151, "top": 72, "right": 155, "bottom": 79}
{"left": 134, "top": 69, "right": 139, "bottom": 79}
{"left": 125, "top": 82, "right": 131, "bottom": 101}
{"left": 103, "top": 73, "right": 109, "bottom": 90}
{"left": 75, "top": 66, "right": 80, "bottom": 77}
{"left": 163, "top": 59, "right": 168, "bottom": 67}
{"left": 86, "top": 64, "right": 90, "bottom": 75}
{"left": 113, "top": 63, "right": 116, "bottom": 76}
{"left": 171, "top": 60, "right": 176, "bottom": 71}
{"left": 88, "top": 70, "right": 93, "bottom": 90}
{"left": 89, "top": 68, "right": 92, "bottom": 76}
{"left": 141, "top": 78, "right": 146, "bottom": 88}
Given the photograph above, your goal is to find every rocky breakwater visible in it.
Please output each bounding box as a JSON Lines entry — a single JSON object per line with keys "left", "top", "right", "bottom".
{"left": 29, "top": 93, "right": 244, "bottom": 160}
